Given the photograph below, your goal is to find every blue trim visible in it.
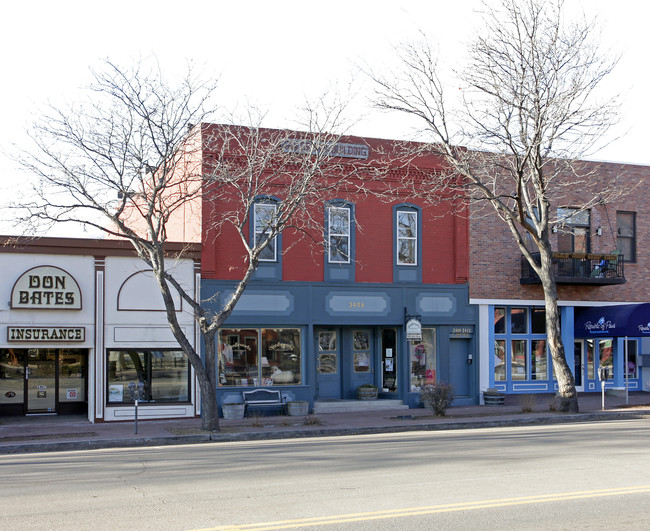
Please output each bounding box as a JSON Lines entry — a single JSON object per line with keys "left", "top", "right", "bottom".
{"left": 324, "top": 200, "right": 355, "bottom": 282}
{"left": 393, "top": 203, "right": 422, "bottom": 283}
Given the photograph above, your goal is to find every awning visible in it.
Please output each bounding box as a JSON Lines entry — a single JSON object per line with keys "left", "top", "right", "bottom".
{"left": 574, "top": 303, "right": 650, "bottom": 338}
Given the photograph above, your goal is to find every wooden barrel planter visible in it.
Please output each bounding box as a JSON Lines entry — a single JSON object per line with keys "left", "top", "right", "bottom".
{"left": 483, "top": 392, "right": 506, "bottom": 406}
{"left": 357, "top": 385, "right": 379, "bottom": 400}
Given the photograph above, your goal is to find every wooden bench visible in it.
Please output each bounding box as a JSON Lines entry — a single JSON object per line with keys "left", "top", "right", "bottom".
{"left": 242, "top": 388, "right": 286, "bottom": 417}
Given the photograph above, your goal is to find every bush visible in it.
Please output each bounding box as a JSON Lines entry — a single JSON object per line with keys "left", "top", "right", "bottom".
{"left": 419, "top": 382, "right": 455, "bottom": 417}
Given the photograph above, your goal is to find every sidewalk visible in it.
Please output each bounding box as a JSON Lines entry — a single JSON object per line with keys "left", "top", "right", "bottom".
{"left": 1, "top": 392, "right": 649, "bottom": 454}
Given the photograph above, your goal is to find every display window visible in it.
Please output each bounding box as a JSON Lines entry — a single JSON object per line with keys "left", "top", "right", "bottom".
{"left": 107, "top": 349, "right": 190, "bottom": 404}
{"left": 409, "top": 328, "right": 436, "bottom": 391}
{"left": 218, "top": 328, "right": 301, "bottom": 387}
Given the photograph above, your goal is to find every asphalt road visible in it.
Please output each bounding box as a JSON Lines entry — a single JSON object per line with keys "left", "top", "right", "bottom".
{"left": 3, "top": 419, "right": 650, "bottom": 530}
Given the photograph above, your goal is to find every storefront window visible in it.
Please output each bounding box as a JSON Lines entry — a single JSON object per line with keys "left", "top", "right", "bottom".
{"left": 494, "top": 340, "right": 506, "bottom": 381}
{"left": 59, "top": 349, "right": 86, "bottom": 404}
{"left": 511, "top": 340, "right": 527, "bottom": 380}
{"left": 625, "top": 340, "right": 638, "bottom": 378}
{"left": 599, "top": 340, "right": 613, "bottom": 379}
{"left": 531, "top": 340, "right": 547, "bottom": 380}
{"left": 587, "top": 339, "right": 595, "bottom": 379}
{"left": 511, "top": 308, "right": 528, "bottom": 334}
{"left": 0, "top": 349, "right": 25, "bottom": 405}
{"left": 410, "top": 328, "right": 436, "bottom": 391}
{"left": 494, "top": 307, "right": 506, "bottom": 334}
{"left": 107, "top": 349, "right": 190, "bottom": 404}
{"left": 531, "top": 308, "right": 546, "bottom": 334}
{"left": 218, "top": 328, "right": 301, "bottom": 386}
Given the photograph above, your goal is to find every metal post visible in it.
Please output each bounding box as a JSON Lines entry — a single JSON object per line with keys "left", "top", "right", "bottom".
{"left": 625, "top": 336, "right": 629, "bottom": 406}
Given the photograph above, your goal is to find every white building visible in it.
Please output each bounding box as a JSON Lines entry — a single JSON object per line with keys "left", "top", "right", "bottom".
{"left": 0, "top": 237, "right": 201, "bottom": 422}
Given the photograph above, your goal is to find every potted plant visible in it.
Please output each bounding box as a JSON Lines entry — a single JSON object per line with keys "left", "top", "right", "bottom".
{"left": 356, "top": 383, "right": 379, "bottom": 400}
{"left": 287, "top": 400, "right": 309, "bottom": 416}
{"left": 222, "top": 402, "right": 245, "bottom": 420}
{"left": 483, "top": 388, "right": 506, "bottom": 406}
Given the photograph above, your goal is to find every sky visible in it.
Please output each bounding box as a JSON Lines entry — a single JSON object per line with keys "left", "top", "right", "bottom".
{"left": 0, "top": 0, "right": 648, "bottom": 235}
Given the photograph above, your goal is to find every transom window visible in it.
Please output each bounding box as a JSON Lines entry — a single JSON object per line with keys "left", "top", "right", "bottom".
{"left": 254, "top": 202, "right": 277, "bottom": 261}
{"left": 397, "top": 210, "right": 417, "bottom": 265}
{"left": 328, "top": 206, "right": 350, "bottom": 263}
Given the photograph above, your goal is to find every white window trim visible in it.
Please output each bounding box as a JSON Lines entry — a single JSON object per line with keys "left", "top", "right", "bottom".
{"left": 254, "top": 202, "right": 277, "bottom": 262}
{"left": 397, "top": 210, "right": 418, "bottom": 266}
{"left": 328, "top": 206, "right": 351, "bottom": 264}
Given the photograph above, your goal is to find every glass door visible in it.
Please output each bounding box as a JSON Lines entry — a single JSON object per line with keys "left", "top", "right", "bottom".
{"left": 574, "top": 340, "right": 584, "bottom": 392}
{"left": 27, "top": 349, "right": 57, "bottom": 413}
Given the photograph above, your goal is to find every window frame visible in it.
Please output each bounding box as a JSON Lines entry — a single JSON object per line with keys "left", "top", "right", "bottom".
{"left": 106, "top": 349, "right": 191, "bottom": 405}
{"left": 396, "top": 209, "right": 418, "bottom": 266}
{"left": 327, "top": 205, "right": 351, "bottom": 264}
{"left": 253, "top": 200, "right": 278, "bottom": 262}
{"left": 616, "top": 210, "right": 636, "bottom": 263}
{"left": 218, "top": 327, "right": 302, "bottom": 387}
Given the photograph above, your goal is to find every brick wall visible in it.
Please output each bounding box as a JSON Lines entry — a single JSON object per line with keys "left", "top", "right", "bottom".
{"left": 469, "top": 160, "right": 650, "bottom": 302}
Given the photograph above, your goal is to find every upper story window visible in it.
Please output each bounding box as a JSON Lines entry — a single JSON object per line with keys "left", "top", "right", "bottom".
{"left": 557, "top": 208, "right": 590, "bottom": 253}
{"left": 328, "top": 206, "right": 350, "bottom": 263}
{"left": 254, "top": 202, "right": 277, "bottom": 262}
{"left": 397, "top": 210, "right": 418, "bottom": 265}
{"left": 617, "top": 211, "right": 636, "bottom": 263}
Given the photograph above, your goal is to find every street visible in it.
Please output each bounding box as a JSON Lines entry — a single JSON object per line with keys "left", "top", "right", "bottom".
{"left": 2, "top": 419, "right": 650, "bottom": 530}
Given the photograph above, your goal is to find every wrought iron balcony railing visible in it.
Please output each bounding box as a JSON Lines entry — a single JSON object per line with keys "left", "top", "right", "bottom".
{"left": 520, "top": 252, "right": 625, "bottom": 285}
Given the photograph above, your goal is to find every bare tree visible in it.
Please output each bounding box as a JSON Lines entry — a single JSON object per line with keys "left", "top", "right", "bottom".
{"left": 370, "top": 0, "right": 625, "bottom": 412}
{"left": 14, "top": 59, "right": 363, "bottom": 430}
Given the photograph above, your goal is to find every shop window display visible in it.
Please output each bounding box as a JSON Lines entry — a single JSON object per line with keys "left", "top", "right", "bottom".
{"left": 410, "top": 328, "right": 436, "bottom": 391}
{"left": 218, "top": 328, "right": 301, "bottom": 386}
{"left": 107, "top": 349, "right": 189, "bottom": 403}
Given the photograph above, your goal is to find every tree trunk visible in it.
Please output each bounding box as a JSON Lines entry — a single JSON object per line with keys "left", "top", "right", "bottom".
{"left": 199, "top": 329, "right": 221, "bottom": 431}
{"left": 538, "top": 243, "right": 579, "bottom": 413}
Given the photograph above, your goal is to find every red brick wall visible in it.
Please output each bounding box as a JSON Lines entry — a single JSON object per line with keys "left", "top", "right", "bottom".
{"left": 469, "top": 161, "right": 650, "bottom": 302}
{"left": 199, "top": 127, "right": 469, "bottom": 285}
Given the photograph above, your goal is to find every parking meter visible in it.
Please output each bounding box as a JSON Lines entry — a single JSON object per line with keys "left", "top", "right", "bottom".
{"left": 597, "top": 366, "right": 608, "bottom": 410}
{"left": 128, "top": 382, "right": 146, "bottom": 434}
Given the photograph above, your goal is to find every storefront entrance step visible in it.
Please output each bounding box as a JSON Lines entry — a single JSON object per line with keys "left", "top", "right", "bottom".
{"left": 313, "top": 400, "right": 409, "bottom": 414}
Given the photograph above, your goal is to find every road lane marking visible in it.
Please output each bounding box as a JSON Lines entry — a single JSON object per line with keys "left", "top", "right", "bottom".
{"left": 196, "top": 485, "right": 650, "bottom": 530}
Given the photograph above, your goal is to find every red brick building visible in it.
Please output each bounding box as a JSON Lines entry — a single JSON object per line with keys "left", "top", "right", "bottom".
{"left": 469, "top": 159, "right": 650, "bottom": 398}
{"left": 193, "top": 124, "right": 478, "bottom": 410}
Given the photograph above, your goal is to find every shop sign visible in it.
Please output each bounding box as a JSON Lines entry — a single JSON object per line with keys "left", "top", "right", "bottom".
{"left": 406, "top": 318, "right": 422, "bottom": 342}
{"left": 11, "top": 266, "right": 82, "bottom": 310}
{"left": 282, "top": 139, "right": 369, "bottom": 160}
{"left": 450, "top": 327, "right": 474, "bottom": 338}
{"left": 8, "top": 327, "right": 85, "bottom": 342}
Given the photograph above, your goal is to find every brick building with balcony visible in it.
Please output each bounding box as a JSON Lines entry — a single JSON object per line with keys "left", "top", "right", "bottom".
{"left": 470, "top": 160, "right": 650, "bottom": 399}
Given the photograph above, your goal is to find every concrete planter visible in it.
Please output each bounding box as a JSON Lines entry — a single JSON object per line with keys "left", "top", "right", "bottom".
{"left": 287, "top": 401, "right": 309, "bottom": 416}
{"left": 222, "top": 403, "right": 245, "bottom": 420}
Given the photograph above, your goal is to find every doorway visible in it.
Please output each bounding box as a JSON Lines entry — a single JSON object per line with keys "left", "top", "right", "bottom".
{"left": 0, "top": 348, "right": 88, "bottom": 416}
{"left": 574, "top": 340, "right": 584, "bottom": 392}
{"left": 316, "top": 327, "right": 380, "bottom": 400}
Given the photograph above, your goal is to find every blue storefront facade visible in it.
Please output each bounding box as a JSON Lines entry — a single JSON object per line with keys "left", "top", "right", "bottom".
{"left": 203, "top": 280, "right": 478, "bottom": 410}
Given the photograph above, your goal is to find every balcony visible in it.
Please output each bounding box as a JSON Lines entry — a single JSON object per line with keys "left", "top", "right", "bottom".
{"left": 520, "top": 252, "right": 625, "bottom": 285}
